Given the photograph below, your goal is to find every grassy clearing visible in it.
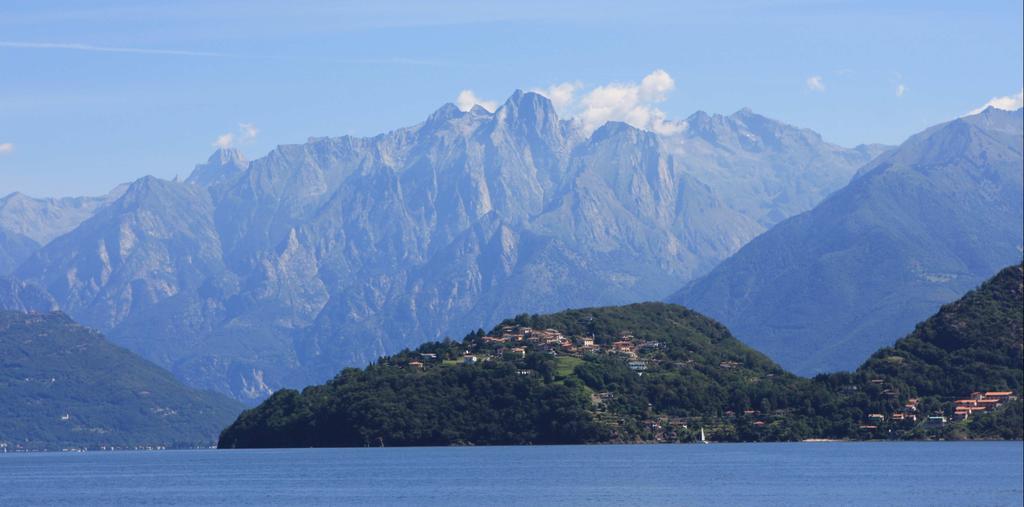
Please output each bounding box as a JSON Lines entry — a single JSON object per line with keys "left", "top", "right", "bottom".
{"left": 555, "top": 356, "right": 584, "bottom": 378}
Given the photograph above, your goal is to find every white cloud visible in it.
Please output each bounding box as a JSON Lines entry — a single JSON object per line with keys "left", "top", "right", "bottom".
{"left": 213, "top": 133, "right": 234, "bottom": 149}
{"left": 0, "top": 142, "right": 13, "bottom": 154}
{"left": 529, "top": 81, "right": 582, "bottom": 113}
{"left": 531, "top": 70, "right": 682, "bottom": 135}
{"left": 213, "top": 123, "right": 259, "bottom": 149}
{"left": 968, "top": 89, "right": 1024, "bottom": 115}
{"left": 455, "top": 90, "right": 498, "bottom": 112}
{"left": 896, "top": 84, "right": 907, "bottom": 97}
{"left": 806, "top": 75, "right": 825, "bottom": 92}
{"left": 639, "top": 69, "right": 675, "bottom": 101}
{"left": 239, "top": 123, "right": 259, "bottom": 140}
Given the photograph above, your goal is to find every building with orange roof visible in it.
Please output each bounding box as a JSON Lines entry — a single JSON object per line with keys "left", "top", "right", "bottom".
{"left": 984, "top": 391, "right": 1015, "bottom": 402}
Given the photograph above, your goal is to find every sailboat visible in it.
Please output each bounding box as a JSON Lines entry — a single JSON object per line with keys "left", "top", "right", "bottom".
{"left": 700, "top": 427, "right": 708, "bottom": 444}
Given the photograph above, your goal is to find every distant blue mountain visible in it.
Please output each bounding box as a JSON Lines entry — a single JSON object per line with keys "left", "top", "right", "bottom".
{"left": 671, "top": 107, "right": 1024, "bottom": 375}
{"left": 0, "top": 186, "right": 126, "bottom": 274}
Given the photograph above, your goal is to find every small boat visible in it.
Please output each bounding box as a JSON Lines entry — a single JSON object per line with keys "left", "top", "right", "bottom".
{"left": 700, "top": 427, "right": 708, "bottom": 444}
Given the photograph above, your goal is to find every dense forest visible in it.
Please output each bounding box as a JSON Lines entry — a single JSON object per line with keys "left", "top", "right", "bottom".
{"left": 219, "top": 264, "right": 1023, "bottom": 448}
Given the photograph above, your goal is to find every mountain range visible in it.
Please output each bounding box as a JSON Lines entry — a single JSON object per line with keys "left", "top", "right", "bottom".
{"left": 671, "top": 107, "right": 1024, "bottom": 374}
{"left": 0, "top": 91, "right": 884, "bottom": 401}
{"left": 0, "top": 186, "right": 127, "bottom": 274}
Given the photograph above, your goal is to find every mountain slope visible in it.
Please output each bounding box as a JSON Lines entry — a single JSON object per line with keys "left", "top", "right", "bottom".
{"left": 0, "top": 228, "right": 38, "bottom": 276}
{"left": 664, "top": 109, "right": 889, "bottom": 227}
{"left": 855, "top": 263, "right": 1023, "bottom": 396}
{"left": 671, "top": 107, "right": 1024, "bottom": 374}
{"left": 0, "top": 311, "right": 242, "bottom": 450}
{"left": 16, "top": 176, "right": 232, "bottom": 334}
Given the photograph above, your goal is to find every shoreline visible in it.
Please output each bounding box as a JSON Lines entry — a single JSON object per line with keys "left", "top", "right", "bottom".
{"left": 8, "top": 439, "right": 1024, "bottom": 454}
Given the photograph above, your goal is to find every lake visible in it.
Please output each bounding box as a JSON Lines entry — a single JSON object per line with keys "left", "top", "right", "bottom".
{"left": 1, "top": 442, "right": 1021, "bottom": 506}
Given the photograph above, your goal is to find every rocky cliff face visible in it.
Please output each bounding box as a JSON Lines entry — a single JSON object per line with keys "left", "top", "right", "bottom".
{"left": 13, "top": 91, "right": 882, "bottom": 401}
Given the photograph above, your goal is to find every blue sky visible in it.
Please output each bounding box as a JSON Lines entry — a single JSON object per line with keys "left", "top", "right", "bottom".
{"left": 1, "top": 0, "right": 1021, "bottom": 197}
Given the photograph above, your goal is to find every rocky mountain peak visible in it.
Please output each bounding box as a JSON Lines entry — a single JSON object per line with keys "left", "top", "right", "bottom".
{"left": 187, "top": 149, "right": 250, "bottom": 188}
{"left": 961, "top": 106, "right": 1023, "bottom": 135}
{"left": 731, "top": 107, "right": 756, "bottom": 118}
{"left": 209, "top": 147, "right": 248, "bottom": 166}
{"left": 1, "top": 191, "right": 32, "bottom": 205}
{"left": 495, "top": 90, "right": 560, "bottom": 132}
{"left": 865, "top": 107, "right": 1023, "bottom": 177}
{"left": 588, "top": 121, "right": 653, "bottom": 146}
{"left": 425, "top": 102, "right": 465, "bottom": 126}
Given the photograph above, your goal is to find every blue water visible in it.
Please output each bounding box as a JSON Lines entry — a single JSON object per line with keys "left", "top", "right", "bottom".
{"left": 1, "top": 442, "right": 1022, "bottom": 506}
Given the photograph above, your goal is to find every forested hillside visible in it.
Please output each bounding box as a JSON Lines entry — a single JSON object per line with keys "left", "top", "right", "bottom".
{"left": 221, "top": 263, "right": 1023, "bottom": 447}
{"left": 0, "top": 311, "right": 243, "bottom": 450}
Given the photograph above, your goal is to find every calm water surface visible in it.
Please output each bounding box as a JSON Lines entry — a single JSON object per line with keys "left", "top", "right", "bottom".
{"left": 1, "top": 442, "right": 1021, "bottom": 506}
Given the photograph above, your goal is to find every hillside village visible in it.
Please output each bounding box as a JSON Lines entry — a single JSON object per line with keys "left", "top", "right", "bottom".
{"left": 404, "top": 325, "right": 662, "bottom": 372}
{"left": 390, "top": 322, "right": 1019, "bottom": 441}
{"left": 854, "top": 386, "right": 1018, "bottom": 434}
{"left": 399, "top": 323, "right": 733, "bottom": 388}
{"left": 385, "top": 321, "right": 794, "bottom": 442}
